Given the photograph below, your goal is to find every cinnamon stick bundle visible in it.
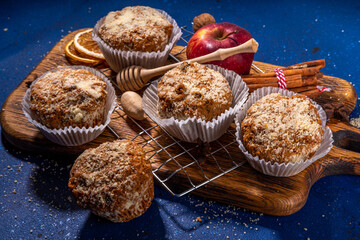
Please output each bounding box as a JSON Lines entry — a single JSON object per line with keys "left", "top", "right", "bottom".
{"left": 243, "top": 59, "right": 325, "bottom": 92}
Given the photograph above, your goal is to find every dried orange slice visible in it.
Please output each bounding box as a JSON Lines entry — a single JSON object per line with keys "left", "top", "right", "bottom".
{"left": 74, "top": 29, "right": 105, "bottom": 60}
{"left": 65, "top": 39, "right": 102, "bottom": 65}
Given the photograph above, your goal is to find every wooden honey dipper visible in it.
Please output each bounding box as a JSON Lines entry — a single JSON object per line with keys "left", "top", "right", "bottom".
{"left": 116, "top": 38, "right": 259, "bottom": 91}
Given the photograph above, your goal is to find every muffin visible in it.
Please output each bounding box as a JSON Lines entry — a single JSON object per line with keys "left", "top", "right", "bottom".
{"left": 68, "top": 139, "right": 154, "bottom": 222}
{"left": 93, "top": 6, "right": 182, "bottom": 72}
{"left": 157, "top": 62, "right": 233, "bottom": 121}
{"left": 143, "top": 64, "right": 249, "bottom": 143}
{"left": 29, "top": 68, "right": 107, "bottom": 129}
{"left": 241, "top": 93, "right": 324, "bottom": 164}
{"left": 98, "top": 6, "right": 173, "bottom": 52}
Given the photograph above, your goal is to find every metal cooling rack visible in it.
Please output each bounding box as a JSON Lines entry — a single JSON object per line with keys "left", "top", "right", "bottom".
{"left": 105, "top": 26, "right": 253, "bottom": 197}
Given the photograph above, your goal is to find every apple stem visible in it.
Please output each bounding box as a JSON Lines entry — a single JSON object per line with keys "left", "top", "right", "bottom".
{"left": 219, "top": 30, "right": 238, "bottom": 40}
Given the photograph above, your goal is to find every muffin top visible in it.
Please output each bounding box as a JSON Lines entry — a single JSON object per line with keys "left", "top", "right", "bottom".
{"left": 30, "top": 68, "right": 107, "bottom": 129}
{"left": 241, "top": 93, "right": 324, "bottom": 164}
{"left": 98, "top": 6, "right": 173, "bottom": 52}
{"left": 68, "top": 139, "right": 154, "bottom": 222}
{"left": 157, "top": 62, "right": 233, "bottom": 121}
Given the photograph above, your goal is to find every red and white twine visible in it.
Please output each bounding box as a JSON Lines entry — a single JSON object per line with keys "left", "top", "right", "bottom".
{"left": 317, "top": 85, "right": 331, "bottom": 92}
{"left": 274, "top": 68, "right": 287, "bottom": 89}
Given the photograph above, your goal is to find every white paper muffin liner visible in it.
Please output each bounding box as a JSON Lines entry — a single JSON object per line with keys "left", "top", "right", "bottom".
{"left": 142, "top": 64, "right": 249, "bottom": 143}
{"left": 92, "top": 9, "right": 182, "bottom": 72}
{"left": 22, "top": 66, "right": 117, "bottom": 146}
{"left": 234, "top": 87, "right": 333, "bottom": 177}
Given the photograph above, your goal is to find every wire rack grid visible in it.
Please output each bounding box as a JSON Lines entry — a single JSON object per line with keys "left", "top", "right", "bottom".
{"left": 105, "top": 26, "right": 249, "bottom": 197}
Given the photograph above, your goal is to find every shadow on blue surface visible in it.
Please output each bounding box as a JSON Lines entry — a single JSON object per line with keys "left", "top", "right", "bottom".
{"left": 79, "top": 200, "right": 166, "bottom": 239}
{"left": 1, "top": 133, "right": 79, "bottom": 210}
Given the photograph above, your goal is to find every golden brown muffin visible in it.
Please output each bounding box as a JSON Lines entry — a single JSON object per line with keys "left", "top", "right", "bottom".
{"left": 98, "top": 6, "right": 173, "bottom": 52}
{"left": 68, "top": 139, "right": 154, "bottom": 222}
{"left": 157, "top": 62, "right": 233, "bottom": 121}
{"left": 29, "top": 68, "right": 107, "bottom": 129}
{"left": 241, "top": 93, "right": 324, "bottom": 164}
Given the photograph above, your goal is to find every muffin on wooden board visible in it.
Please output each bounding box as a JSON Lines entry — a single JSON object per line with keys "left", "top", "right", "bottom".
{"left": 98, "top": 6, "right": 173, "bottom": 52}
{"left": 68, "top": 139, "right": 154, "bottom": 222}
{"left": 92, "top": 6, "right": 182, "bottom": 72}
{"left": 29, "top": 68, "right": 107, "bottom": 129}
{"left": 241, "top": 93, "right": 324, "bottom": 164}
{"left": 157, "top": 62, "right": 233, "bottom": 121}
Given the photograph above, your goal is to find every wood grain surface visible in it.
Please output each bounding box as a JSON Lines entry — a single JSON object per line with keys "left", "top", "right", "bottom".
{"left": 1, "top": 29, "right": 359, "bottom": 216}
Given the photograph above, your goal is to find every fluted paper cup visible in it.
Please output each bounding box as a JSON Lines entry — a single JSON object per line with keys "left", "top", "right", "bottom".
{"left": 142, "top": 64, "right": 249, "bottom": 143}
{"left": 234, "top": 87, "right": 333, "bottom": 177}
{"left": 22, "top": 66, "right": 116, "bottom": 146}
{"left": 93, "top": 9, "right": 182, "bottom": 73}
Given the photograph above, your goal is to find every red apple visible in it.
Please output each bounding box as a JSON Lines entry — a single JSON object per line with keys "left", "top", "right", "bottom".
{"left": 186, "top": 22, "right": 254, "bottom": 75}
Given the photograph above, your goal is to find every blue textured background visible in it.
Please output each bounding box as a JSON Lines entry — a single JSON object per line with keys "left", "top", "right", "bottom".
{"left": 0, "top": 0, "right": 359, "bottom": 239}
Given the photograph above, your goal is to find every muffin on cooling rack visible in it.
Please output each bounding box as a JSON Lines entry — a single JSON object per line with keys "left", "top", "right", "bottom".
{"left": 158, "top": 62, "right": 233, "bottom": 121}
{"left": 93, "top": 6, "right": 182, "bottom": 72}
{"left": 29, "top": 68, "right": 107, "bottom": 129}
{"left": 68, "top": 139, "right": 154, "bottom": 222}
{"left": 241, "top": 93, "right": 324, "bottom": 164}
{"left": 98, "top": 6, "right": 173, "bottom": 52}
{"left": 142, "top": 63, "right": 249, "bottom": 143}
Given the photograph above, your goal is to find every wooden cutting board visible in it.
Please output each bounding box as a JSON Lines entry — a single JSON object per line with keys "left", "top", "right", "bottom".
{"left": 1, "top": 29, "right": 359, "bottom": 216}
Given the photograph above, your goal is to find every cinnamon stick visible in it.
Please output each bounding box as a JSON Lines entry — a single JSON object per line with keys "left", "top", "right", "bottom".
{"left": 247, "top": 83, "right": 319, "bottom": 93}
{"left": 282, "top": 59, "right": 325, "bottom": 70}
{"left": 246, "top": 59, "right": 325, "bottom": 77}
{"left": 244, "top": 65, "right": 323, "bottom": 78}
{"left": 301, "top": 75, "right": 318, "bottom": 86}
{"left": 243, "top": 73, "right": 320, "bottom": 86}
{"left": 243, "top": 59, "right": 325, "bottom": 91}
{"left": 246, "top": 74, "right": 319, "bottom": 92}
{"left": 243, "top": 74, "right": 302, "bottom": 85}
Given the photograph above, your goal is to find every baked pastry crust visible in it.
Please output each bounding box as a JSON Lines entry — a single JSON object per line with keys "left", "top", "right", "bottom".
{"left": 98, "top": 6, "right": 173, "bottom": 52}
{"left": 157, "top": 62, "right": 233, "bottom": 121}
{"left": 30, "top": 68, "right": 107, "bottom": 129}
{"left": 241, "top": 93, "right": 324, "bottom": 164}
{"left": 68, "top": 139, "right": 154, "bottom": 222}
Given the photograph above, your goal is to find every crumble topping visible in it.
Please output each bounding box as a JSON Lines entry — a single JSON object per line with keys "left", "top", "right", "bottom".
{"left": 241, "top": 93, "right": 324, "bottom": 163}
{"left": 158, "top": 62, "right": 233, "bottom": 121}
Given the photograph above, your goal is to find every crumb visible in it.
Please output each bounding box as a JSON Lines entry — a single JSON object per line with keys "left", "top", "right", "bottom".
{"left": 30, "top": 230, "right": 33, "bottom": 234}
{"left": 4, "top": 28, "right": 8, "bottom": 32}
{"left": 196, "top": 217, "right": 202, "bottom": 222}
{"left": 350, "top": 115, "right": 360, "bottom": 128}
{"left": 304, "top": 228, "right": 308, "bottom": 231}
